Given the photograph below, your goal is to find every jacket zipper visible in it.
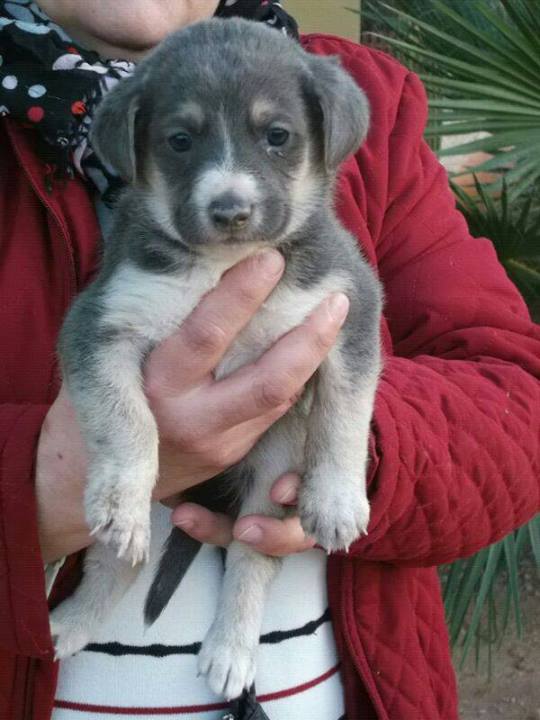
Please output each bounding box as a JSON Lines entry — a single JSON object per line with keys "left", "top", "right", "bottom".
{"left": 6, "top": 122, "right": 77, "bottom": 303}
{"left": 23, "top": 658, "right": 37, "bottom": 720}
{"left": 6, "top": 122, "right": 76, "bottom": 718}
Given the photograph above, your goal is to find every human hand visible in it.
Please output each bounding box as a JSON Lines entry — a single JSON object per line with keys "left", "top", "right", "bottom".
{"left": 170, "top": 474, "right": 316, "bottom": 556}
{"left": 148, "top": 250, "right": 350, "bottom": 502}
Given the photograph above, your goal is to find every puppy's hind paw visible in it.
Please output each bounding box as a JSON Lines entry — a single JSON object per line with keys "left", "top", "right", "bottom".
{"left": 50, "top": 609, "right": 92, "bottom": 660}
{"left": 198, "top": 630, "right": 256, "bottom": 700}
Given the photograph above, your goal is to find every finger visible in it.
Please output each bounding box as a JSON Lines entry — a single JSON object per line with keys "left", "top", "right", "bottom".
{"left": 171, "top": 503, "right": 233, "bottom": 547}
{"left": 270, "top": 473, "right": 300, "bottom": 506}
{"left": 145, "top": 250, "right": 284, "bottom": 395}
{"left": 202, "top": 391, "right": 297, "bottom": 447}
{"left": 233, "top": 515, "right": 316, "bottom": 557}
{"left": 209, "top": 292, "right": 350, "bottom": 428}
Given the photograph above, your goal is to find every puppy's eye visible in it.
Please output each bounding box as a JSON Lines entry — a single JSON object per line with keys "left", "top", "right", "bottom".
{"left": 168, "top": 132, "right": 193, "bottom": 152}
{"left": 267, "top": 128, "right": 289, "bottom": 147}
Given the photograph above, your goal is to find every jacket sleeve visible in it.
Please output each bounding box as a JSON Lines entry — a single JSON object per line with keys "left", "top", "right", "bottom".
{"left": 350, "top": 71, "right": 540, "bottom": 566}
{"left": 0, "top": 404, "right": 53, "bottom": 656}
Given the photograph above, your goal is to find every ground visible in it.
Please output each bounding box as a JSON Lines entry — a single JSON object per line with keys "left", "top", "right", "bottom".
{"left": 458, "top": 564, "right": 540, "bottom": 720}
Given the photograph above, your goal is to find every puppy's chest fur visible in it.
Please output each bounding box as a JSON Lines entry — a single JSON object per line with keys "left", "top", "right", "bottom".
{"left": 101, "top": 246, "right": 348, "bottom": 379}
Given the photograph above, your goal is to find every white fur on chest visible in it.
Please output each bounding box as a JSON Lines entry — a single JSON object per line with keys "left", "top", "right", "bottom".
{"left": 101, "top": 246, "right": 260, "bottom": 343}
{"left": 216, "top": 273, "right": 347, "bottom": 379}
{"left": 101, "top": 254, "right": 348, "bottom": 369}
{"left": 102, "top": 264, "right": 219, "bottom": 344}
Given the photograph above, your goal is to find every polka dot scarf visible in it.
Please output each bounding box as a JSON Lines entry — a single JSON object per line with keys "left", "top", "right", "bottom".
{"left": 0, "top": 0, "right": 298, "bottom": 199}
{"left": 217, "top": 1, "right": 299, "bottom": 38}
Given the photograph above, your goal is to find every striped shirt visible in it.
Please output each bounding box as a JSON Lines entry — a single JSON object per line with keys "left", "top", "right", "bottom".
{"left": 53, "top": 504, "right": 345, "bottom": 719}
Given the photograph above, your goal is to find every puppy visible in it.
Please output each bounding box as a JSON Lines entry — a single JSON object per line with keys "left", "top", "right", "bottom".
{"left": 50, "top": 18, "right": 382, "bottom": 700}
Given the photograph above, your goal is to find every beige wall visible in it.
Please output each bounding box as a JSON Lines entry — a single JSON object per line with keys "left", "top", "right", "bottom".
{"left": 286, "top": 0, "right": 361, "bottom": 41}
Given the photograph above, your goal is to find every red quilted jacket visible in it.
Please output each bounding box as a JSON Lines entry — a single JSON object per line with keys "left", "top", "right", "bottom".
{"left": 1, "top": 35, "right": 539, "bottom": 720}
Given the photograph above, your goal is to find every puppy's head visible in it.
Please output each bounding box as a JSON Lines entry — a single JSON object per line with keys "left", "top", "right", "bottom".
{"left": 91, "top": 19, "right": 370, "bottom": 247}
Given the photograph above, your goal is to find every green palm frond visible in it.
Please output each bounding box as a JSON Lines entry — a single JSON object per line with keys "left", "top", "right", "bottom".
{"left": 452, "top": 179, "right": 540, "bottom": 306}
{"left": 441, "top": 516, "right": 539, "bottom": 673}
{"left": 360, "top": 0, "right": 540, "bottom": 200}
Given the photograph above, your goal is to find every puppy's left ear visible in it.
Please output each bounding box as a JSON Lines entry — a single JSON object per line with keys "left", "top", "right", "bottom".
{"left": 304, "top": 54, "right": 370, "bottom": 170}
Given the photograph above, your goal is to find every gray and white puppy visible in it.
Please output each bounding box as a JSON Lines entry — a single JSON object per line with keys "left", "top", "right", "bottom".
{"left": 50, "top": 18, "right": 382, "bottom": 700}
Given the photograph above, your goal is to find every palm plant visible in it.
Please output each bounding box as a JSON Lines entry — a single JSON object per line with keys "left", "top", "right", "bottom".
{"left": 453, "top": 179, "right": 540, "bottom": 315}
{"left": 355, "top": 0, "right": 540, "bottom": 669}
{"left": 441, "top": 515, "right": 539, "bottom": 673}
{"left": 361, "top": 0, "right": 540, "bottom": 200}
{"left": 437, "top": 190, "right": 539, "bottom": 667}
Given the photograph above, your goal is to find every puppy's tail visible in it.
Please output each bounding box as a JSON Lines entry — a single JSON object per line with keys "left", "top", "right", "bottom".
{"left": 144, "top": 527, "right": 201, "bottom": 626}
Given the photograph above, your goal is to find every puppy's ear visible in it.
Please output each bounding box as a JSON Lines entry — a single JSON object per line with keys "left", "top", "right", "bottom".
{"left": 304, "top": 54, "right": 370, "bottom": 170}
{"left": 90, "top": 74, "right": 145, "bottom": 183}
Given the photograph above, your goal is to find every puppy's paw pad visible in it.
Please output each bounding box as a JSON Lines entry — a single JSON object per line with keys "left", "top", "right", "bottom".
{"left": 198, "top": 632, "right": 256, "bottom": 700}
{"left": 299, "top": 481, "right": 370, "bottom": 553}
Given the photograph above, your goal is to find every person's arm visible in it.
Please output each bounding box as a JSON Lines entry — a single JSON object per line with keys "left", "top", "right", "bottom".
{"left": 346, "top": 71, "right": 540, "bottom": 566}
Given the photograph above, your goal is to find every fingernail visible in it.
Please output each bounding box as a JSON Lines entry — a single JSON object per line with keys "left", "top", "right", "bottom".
{"left": 258, "top": 249, "right": 284, "bottom": 276}
{"left": 277, "top": 483, "right": 297, "bottom": 504}
{"left": 327, "top": 293, "right": 349, "bottom": 322}
{"left": 238, "top": 524, "right": 264, "bottom": 544}
{"left": 175, "top": 518, "right": 194, "bottom": 532}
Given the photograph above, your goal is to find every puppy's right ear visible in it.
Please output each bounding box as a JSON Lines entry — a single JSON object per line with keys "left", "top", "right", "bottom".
{"left": 90, "top": 74, "right": 144, "bottom": 183}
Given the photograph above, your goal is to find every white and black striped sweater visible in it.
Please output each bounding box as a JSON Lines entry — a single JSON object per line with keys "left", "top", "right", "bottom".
{"left": 53, "top": 505, "right": 345, "bottom": 720}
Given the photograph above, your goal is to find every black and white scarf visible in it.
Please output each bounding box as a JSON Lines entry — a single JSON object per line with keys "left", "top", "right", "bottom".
{"left": 0, "top": 0, "right": 298, "bottom": 199}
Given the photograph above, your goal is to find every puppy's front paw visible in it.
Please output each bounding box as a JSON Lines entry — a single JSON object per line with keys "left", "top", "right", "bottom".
{"left": 85, "top": 463, "right": 153, "bottom": 565}
{"left": 50, "top": 601, "right": 93, "bottom": 660}
{"left": 198, "top": 626, "right": 257, "bottom": 700}
{"left": 92, "top": 510, "right": 150, "bottom": 566}
{"left": 298, "top": 474, "right": 370, "bottom": 553}
{"left": 87, "top": 495, "right": 151, "bottom": 565}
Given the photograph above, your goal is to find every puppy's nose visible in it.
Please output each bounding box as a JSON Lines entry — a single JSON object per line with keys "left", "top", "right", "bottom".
{"left": 209, "top": 194, "right": 252, "bottom": 231}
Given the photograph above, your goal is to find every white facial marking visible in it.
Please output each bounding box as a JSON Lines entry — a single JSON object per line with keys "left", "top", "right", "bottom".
{"left": 175, "top": 101, "right": 204, "bottom": 127}
{"left": 193, "top": 166, "right": 259, "bottom": 217}
{"left": 251, "top": 98, "right": 277, "bottom": 125}
{"left": 192, "top": 108, "right": 260, "bottom": 224}
{"left": 219, "top": 107, "right": 234, "bottom": 171}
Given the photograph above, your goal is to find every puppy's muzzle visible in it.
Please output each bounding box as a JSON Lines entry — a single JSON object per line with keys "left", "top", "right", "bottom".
{"left": 209, "top": 192, "right": 253, "bottom": 233}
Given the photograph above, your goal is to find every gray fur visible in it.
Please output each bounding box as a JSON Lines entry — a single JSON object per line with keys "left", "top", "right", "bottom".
{"left": 50, "top": 18, "right": 382, "bottom": 700}
{"left": 303, "top": 53, "right": 370, "bottom": 170}
{"left": 91, "top": 73, "right": 142, "bottom": 183}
